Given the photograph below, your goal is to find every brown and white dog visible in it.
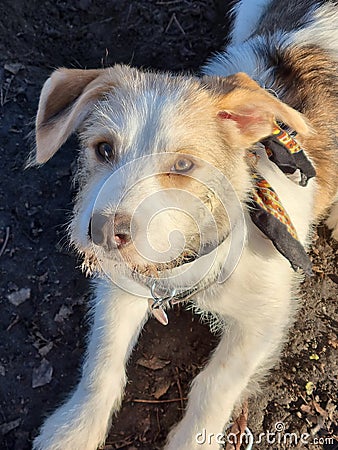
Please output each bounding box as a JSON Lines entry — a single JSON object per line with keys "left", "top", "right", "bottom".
{"left": 32, "top": 1, "right": 338, "bottom": 449}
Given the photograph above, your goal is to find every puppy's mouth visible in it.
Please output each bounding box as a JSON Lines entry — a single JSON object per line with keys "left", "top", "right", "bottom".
{"left": 132, "top": 248, "right": 199, "bottom": 277}
{"left": 81, "top": 249, "right": 103, "bottom": 277}
{"left": 80, "top": 246, "right": 198, "bottom": 278}
{"left": 80, "top": 235, "right": 227, "bottom": 279}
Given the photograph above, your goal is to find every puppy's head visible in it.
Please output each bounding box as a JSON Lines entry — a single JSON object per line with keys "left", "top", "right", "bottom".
{"left": 33, "top": 65, "right": 310, "bottom": 284}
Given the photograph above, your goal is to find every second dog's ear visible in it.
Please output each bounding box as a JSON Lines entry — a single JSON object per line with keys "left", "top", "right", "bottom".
{"left": 35, "top": 68, "right": 114, "bottom": 164}
{"left": 203, "top": 72, "right": 311, "bottom": 147}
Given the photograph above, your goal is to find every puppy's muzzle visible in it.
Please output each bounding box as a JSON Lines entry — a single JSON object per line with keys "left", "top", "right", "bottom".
{"left": 89, "top": 213, "right": 132, "bottom": 251}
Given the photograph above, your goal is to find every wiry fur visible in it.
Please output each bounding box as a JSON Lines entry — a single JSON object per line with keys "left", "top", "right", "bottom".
{"left": 32, "top": 1, "right": 338, "bottom": 449}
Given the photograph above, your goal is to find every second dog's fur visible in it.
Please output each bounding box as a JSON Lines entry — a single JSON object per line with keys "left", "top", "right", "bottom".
{"left": 32, "top": 1, "right": 338, "bottom": 449}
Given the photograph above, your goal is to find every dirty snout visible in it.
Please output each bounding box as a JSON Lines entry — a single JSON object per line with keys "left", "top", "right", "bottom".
{"left": 88, "top": 198, "right": 201, "bottom": 274}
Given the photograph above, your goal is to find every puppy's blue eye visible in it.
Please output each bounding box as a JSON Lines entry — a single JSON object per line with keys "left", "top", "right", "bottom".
{"left": 172, "top": 158, "right": 194, "bottom": 173}
{"left": 96, "top": 142, "right": 115, "bottom": 162}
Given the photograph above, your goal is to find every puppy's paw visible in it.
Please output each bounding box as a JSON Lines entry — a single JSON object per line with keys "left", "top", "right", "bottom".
{"left": 33, "top": 426, "right": 105, "bottom": 450}
{"left": 32, "top": 404, "right": 110, "bottom": 450}
{"left": 165, "top": 424, "right": 223, "bottom": 450}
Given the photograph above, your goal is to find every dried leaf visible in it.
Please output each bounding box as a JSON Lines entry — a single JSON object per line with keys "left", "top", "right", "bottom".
{"left": 0, "top": 418, "right": 21, "bottom": 435}
{"left": 32, "top": 359, "right": 53, "bottom": 388}
{"left": 225, "top": 401, "right": 249, "bottom": 450}
{"left": 153, "top": 379, "right": 171, "bottom": 399}
{"left": 54, "top": 305, "right": 72, "bottom": 323}
{"left": 312, "top": 265, "right": 323, "bottom": 274}
{"left": 300, "top": 404, "right": 313, "bottom": 414}
{"left": 312, "top": 401, "right": 328, "bottom": 418}
{"left": 327, "top": 273, "right": 338, "bottom": 284}
{"left": 326, "top": 399, "right": 336, "bottom": 420}
{"left": 7, "top": 288, "right": 31, "bottom": 306}
{"left": 328, "top": 338, "right": 338, "bottom": 349}
{"left": 4, "top": 63, "right": 24, "bottom": 75}
{"left": 38, "top": 342, "right": 53, "bottom": 357}
{"left": 137, "top": 356, "right": 170, "bottom": 371}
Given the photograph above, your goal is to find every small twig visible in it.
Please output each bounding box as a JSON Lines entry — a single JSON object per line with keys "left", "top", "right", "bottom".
{"left": 80, "top": 16, "right": 114, "bottom": 31}
{"left": 175, "top": 367, "right": 185, "bottom": 412}
{"left": 104, "top": 435, "right": 134, "bottom": 448}
{"left": 157, "top": 0, "right": 184, "bottom": 4}
{"left": 0, "top": 67, "right": 4, "bottom": 106}
{"left": 165, "top": 13, "right": 175, "bottom": 33}
{"left": 0, "top": 75, "right": 14, "bottom": 107}
{"left": 125, "top": 3, "right": 133, "bottom": 25}
{"left": 0, "top": 226, "right": 10, "bottom": 257}
{"left": 128, "top": 51, "right": 135, "bottom": 66}
{"left": 172, "top": 13, "right": 186, "bottom": 35}
{"left": 6, "top": 314, "right": 20, "bottom": 331}
{"left": 131, "top": 397, "right": 187, "bottom": 404}
{"left": 154, "top": 407, "right": 161, "bottom": 440}
{"left": 165, "top": 13, "right": 186, "bottom": 35}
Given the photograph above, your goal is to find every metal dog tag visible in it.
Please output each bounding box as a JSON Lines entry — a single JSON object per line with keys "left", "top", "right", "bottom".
{"left": 148, "top": 299, "right": 168, "bottom": 325}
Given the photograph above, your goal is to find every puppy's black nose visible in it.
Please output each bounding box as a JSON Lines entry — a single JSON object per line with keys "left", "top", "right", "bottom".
{"left": 90, "top": 214, "right": 109, "bottom": 247}
{"left": 90, "top": 213, "right": 131, "bottom": 250}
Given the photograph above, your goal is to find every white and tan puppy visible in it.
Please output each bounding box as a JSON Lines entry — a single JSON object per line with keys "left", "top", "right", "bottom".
{"left": 32, "top": 1, "right": 338, "bottom": 449}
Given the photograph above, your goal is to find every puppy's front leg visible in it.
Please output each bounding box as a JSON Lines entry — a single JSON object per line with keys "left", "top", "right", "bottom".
{"left": 166, "top": 290, "right": 292, "bottom": 450}
{"left": 33, "top": 280, "right": 149, "bottom": 450}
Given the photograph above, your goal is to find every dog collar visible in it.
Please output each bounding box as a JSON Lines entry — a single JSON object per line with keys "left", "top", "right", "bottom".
{"left": 248, "top": 121, "right": 315, "bottom": 275}
{"left": 261, "top": 123, "right": 316, "bottom": 186}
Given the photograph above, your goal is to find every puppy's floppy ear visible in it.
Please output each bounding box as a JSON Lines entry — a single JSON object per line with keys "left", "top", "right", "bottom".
{"left": 35, "top": 68, "right": 114, "bottom": 164}
{"left": 203, "top": 72, "right": 311, "bottom": 147}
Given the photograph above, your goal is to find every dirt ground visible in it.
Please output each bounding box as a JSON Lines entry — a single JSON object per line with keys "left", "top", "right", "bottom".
{"left": 0, "top": 1, "right": 337, "bottom": 449}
